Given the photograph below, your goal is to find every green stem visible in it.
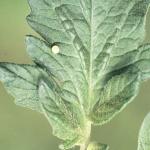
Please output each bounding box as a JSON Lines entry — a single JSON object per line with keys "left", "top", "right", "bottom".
{"left": 80, "top": 144, "right": 86, "bottom": 150}
{"left": 80, "top": 122, "right": 91, "bottom": 150}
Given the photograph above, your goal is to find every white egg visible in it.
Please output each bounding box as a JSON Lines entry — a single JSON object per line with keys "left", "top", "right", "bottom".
{"left": 52, "top": 45, "right": 60, "bottom": 54}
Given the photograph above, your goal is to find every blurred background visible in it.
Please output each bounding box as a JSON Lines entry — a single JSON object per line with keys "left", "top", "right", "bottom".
{"left": 0, "top": 0, "right": 150, "bottom": 150}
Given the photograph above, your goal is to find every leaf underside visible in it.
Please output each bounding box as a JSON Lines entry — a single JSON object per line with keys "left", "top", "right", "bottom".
{"left": 0, "top": 0, "right": 150, "bottom": 149}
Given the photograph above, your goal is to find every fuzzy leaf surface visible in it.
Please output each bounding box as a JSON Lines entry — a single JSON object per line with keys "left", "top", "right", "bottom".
{"left": 27, "top": 0, "right": 150, "bottom": 125}
{"left": 38, "top": 79, "right": 86, "bottom": 149}
{"left": 0, "top": 0, "right": 150, "bottom": 148}
{"left": 0, "top": 63, "right": 49, "bottom": 112}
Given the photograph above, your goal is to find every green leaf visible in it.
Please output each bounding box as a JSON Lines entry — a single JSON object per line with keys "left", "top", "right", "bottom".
{"left": 0, "top": 63, "right": 49, "bottom": 112}
{"left": 26, "top": 0, "right": 150, "bottom": 120}
{"left": 138, "top": 112, "right": 150, "bottom": 150}
{"left": 38, "top": 79, "right": 86, "bottom": 149}
{"left": 105, "top": 43, "right": 150, "bottom": 79}
{"left": 87, "top": 142, "right": 109, "bottom": 150}
{"left": 0, "top": 0, "right": 150, "bottom": 148}
{"left": 90, "top": 70, "right": 140, "bottom": 125}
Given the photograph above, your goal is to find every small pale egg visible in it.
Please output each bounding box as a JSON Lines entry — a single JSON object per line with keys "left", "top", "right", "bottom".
{"left": 52, "top": 45, "right": 60, "bottom": 54}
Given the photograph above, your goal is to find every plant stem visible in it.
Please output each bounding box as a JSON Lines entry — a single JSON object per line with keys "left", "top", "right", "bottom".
{"left": 80, "top": 144, "right": 86, "bottom": 150}
{"left": 80, "top": 122, "right": 91, "bottom": 150}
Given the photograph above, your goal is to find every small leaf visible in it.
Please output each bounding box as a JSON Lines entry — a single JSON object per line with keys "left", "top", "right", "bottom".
{"left": 38, "top": 79, "right": 86, "bottom": 149}
{"left": 0, "top": 63, "right": 49, "bottom": 112}
{"left": 90, "top": 70, "right": 140, "bottom": 125}
{"left": 87, "top": 142, "right": 109, "bottom": 150}
{"left": 138, "top": 112, "right": 150, "bottom": 150}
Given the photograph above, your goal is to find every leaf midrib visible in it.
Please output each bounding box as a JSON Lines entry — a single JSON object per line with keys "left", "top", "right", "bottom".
{"left": 89, "top": 0, "right": 94, "bottom": 111}
{"left": 50, "top": 1, "right": 95, "bottom": 112}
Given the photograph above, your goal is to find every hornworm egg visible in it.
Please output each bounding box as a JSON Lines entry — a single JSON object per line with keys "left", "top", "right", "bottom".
{"left": 52, "top": 45, "right": 60, "bottom": 54}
